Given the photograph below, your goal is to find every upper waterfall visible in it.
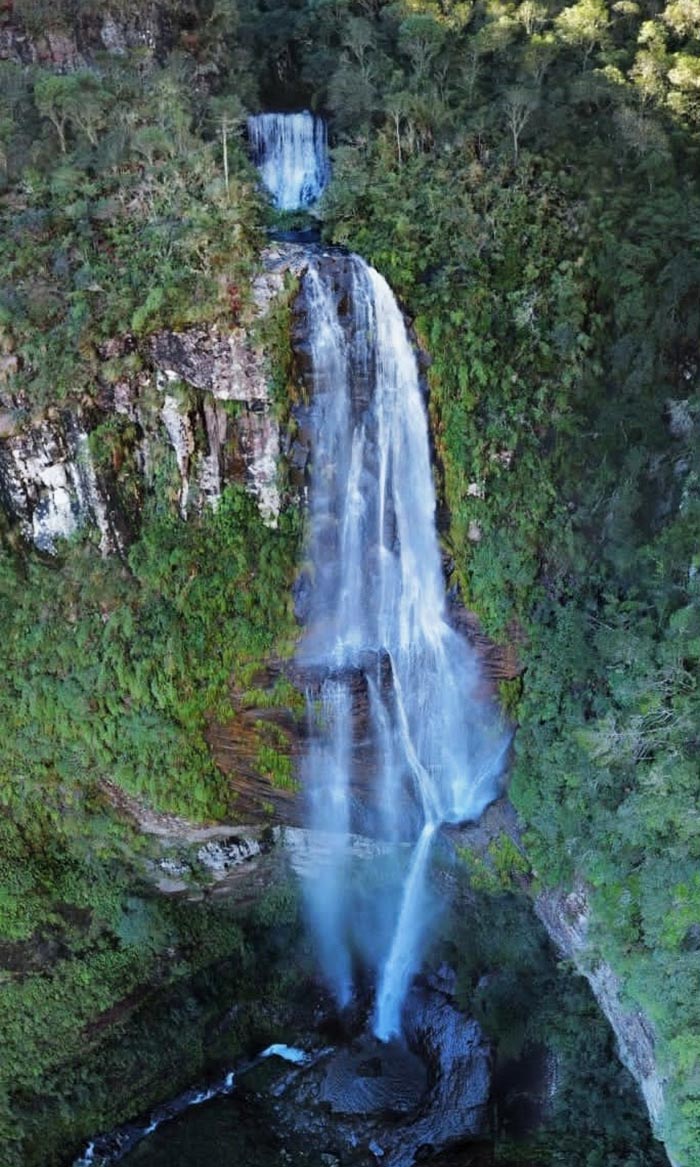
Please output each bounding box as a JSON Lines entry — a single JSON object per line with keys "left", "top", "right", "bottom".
{"left": 298, "top": 253, "right": 509, "bottom": 1041}
{"left": 247, "top": 112, "right": 329, "bottom": 211}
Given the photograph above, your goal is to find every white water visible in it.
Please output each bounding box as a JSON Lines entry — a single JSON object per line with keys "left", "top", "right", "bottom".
{"left": 261, "top": 1043, "right": 311, "bottom": 1065}
{"left": 299, "top": 254, "right": 509, "bottom": 1040}
{"left": 247, "top": 111, "right": 329, "bottom": 210}
{"left": 71, "top": 1071, "right": 237, "bottom": 1166}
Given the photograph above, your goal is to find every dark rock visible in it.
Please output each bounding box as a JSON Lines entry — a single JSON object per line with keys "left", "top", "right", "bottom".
{"left": 293, "top": 570, "right": 313, "bottom": 624}
{"left": 318, "top": 1037, "right": 428, "bottom": 1117}
{"left": 257, "top": 982, "right": 490, "bottom": 1167}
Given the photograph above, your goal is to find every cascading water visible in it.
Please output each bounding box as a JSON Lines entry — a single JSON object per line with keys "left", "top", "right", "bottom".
{"left": 247, "top": 112, "right": 329, "bottom": 210}
{"left": 298, "top": 255, "right": 509, "bottom": 1041}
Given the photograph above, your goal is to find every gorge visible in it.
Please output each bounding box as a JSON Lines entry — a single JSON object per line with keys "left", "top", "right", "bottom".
{"left": 1, "top": 3, "right": 698, "bottom": 1167}
{"left": 59, "top": 112, "right": 668, "bottom": 1167}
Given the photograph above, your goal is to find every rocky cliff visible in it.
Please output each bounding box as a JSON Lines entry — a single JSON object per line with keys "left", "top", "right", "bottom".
{"left": 0, "top": 243, "right": 309, "bottom": 553}
{"left": 0, "top": 3, "right": 177, "bottom": 71}
{"left": 536, "top": 884, "right": 675, "bottom": 1165}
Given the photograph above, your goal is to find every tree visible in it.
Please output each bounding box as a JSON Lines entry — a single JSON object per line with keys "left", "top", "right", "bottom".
{"left": 502, "top": 85, "right": 539, "bottom": 163}
{"left": 343, "top": 15, "right": 377, "bottom": 85}
{"left": 399, "top": 13, "right": 446, "bottom": 88}
{"left": 208, "top": 93, "right": 245, "bottom": 193}
{"left": 667, "top": 53, "right": 700, "bottom": 123}
{"left": 33, "top": 72, "right": 107, "bottom": 154}
{"left": 516, "top": 0, "right": 548, "bottom": 36}
{"left": 662, "top": 0, "right": 700, "bottom": 39}
{"left": 631, "top": 23, "right": 671, "bottom": 108}
{"left": 384, "top": 83, "right": 413, "bottom": 166}
{"left": 34, "top": 73, "right": 71, "bottom": 154}
{"left": 555, "top": 0, "right": 611, "bottom": 69}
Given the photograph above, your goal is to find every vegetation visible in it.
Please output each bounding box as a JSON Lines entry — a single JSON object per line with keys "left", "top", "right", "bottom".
{"left": 1, "top": 0, "right": 699, "bottom": 1163}
{"left": 0, "top": 484, "right": 300, "bottom": 1163}
{"left": 238, "top": 0, "right": 699, "bottom": 1161}
{"left": 440, "top": 874, "right": 669, "bottom": 1167}
{"left": 0, "top": 15, "right": 263, "bottom": 404}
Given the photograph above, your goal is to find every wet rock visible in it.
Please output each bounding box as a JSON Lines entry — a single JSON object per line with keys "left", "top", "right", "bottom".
{"left": 389, "top": 984, "right": 491, "bottom": 1164}
{"left": 293, "top": 570, "right": 313, "bottom": 623}
{"left": 253, "top": 977, "right": 490, "bottom": 1167}
{"left": 317, "top": 1037, "right": 428, "bottom": 1117}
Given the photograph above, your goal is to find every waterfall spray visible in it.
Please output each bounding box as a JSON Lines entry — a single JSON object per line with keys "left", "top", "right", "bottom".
{"left": 298, "top": 254, "right": 509, "bottom": 1039}
{"left": 247, "top": 111, "right": 506, "bottom": 1038}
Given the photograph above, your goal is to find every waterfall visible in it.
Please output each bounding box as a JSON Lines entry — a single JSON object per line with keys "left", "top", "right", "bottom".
{"left": 247, "top": 112, "right": 329, "bottom": 211}
{"left": 299, "top": 254, "right": 509, "bottom": 1040}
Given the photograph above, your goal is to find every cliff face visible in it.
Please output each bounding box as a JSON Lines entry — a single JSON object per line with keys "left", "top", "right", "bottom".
{"left": 536, "top": 885, "right": 674, "bottom": 1165}
{"left": 0, "top": 245, "right": 309, "bottom": 553}
{"left": 0, "top": 4, "right": 176, "bottom": 70}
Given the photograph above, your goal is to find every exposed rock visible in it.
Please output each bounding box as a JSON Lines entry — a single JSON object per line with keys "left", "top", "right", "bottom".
{"left": 150, "top": 327, "right": 270, "bottom": 403}
{"left": 0, "top": 414, "right": 120, "bottom": 553}
{"left": 159, "top": 387, "right": 195, "bottom": 518}
{"left": 666, "top": 398, "right": 695, "bottom": 441}
{"left": 390, "top": 983, "right": 491, "bottom": 1165}
{"left": 0, "top": 244, "right": 311, "bottom": 550}
{"left": 43, "top": 29, "right": 85, "bottom": 69}
{"left": 147, "top": 820, "right": 397, "bottom": 899}
{"left": 535, "top": 884, "right": 675, "bottom": 1164}
{"left": 261, "top": 981, "right": 491, "bottom": 1167}
{"left": 0, "top": 5, "right": 174, "bottom": 68}
{"left": 235, "top": 406, "right": 280, "bottom": 524}
{"left": 100, "top": 15, "right": 127, "bottom": 56}
{"left": 196, "top": 834, "right": 264, "bottom": 874}
{"left": 199, "top": 396, "right": 227, "bottom": 509}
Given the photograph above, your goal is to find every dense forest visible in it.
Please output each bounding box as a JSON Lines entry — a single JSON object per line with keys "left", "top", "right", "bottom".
{"left": 0, "top": 1, "right": 699, "bottom": 1165}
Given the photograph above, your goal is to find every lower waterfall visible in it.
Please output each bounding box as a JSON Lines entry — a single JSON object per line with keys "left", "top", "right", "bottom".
{"left": 298, "top": 253, "right": 509, "bottom": 1040}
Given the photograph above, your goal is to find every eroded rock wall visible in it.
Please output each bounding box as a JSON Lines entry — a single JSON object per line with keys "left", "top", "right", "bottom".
{"left": 0, "top": 245, "right": 309, "bottom": 552}
{"left": 0, "top": 4, "right": 176, "bottom": 70}
{"left": 536, "top": 884, "right": 674, "bottom": 1165}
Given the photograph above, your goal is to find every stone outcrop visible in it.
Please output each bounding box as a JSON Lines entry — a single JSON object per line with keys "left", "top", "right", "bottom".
{"left": 535, "top": 884, "right": 674, "bottom": 1165}
{"left": 0, "top": 5, "right": 175, "bottom": 69}
{"left": 0, "top": 245, "right": 310, "bottom": 552}
{"left": 259, "top": 978, "right": 491, "bottom": 1167}
{"left": 0, "top": 410, "right": 122, "bottom": 553}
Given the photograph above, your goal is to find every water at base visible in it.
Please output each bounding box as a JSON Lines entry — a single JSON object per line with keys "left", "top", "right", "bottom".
{"left": 72, "top": 1073, "right": 238, "bottom": 1167}
{"left": 260, "top": 1043, "right": 311, "bottom": 1065}
{"left": 299, "top": 254, "right": 510, "bottom": 1039}
{"left": 247, "top": 112, "right": 329, "bottom": 211}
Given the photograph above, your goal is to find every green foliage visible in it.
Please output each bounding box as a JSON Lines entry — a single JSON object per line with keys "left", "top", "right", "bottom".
{"left": 2, "top": 0, "right": 700, "bottom": 1161}
{"left": 459, "top": 832, "right": 531, "bottom": 893}
{"left": 441, "top": 879, "right": 668, "bottom": 1164}
{"left": 256, "top": 0, "right": 700, "bottom": 1158}
{"left": 0, "top": 478, "right": 301, "bottom": 1162}
{"left": 0, "top": 48, "right": 265, "bottom": 405}
{"left": 0, "top": 888, "right": 304, "bottom": 1167}
{"left": 0, "top": 486, "right": 300, "bottom": 821}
